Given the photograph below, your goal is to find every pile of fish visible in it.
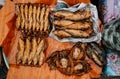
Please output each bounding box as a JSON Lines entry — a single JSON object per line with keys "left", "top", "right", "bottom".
{"left": 102, "top": 18, "right": 120, "bottom": 51}
{"left": 15, "top": 4, "right": 49, "bottom": 66}
{"left": 47, "top": 42, "right": 105, "bottom": 75}
{"left": 16, "top": 37, "right": 46, "bottom": 66}
{"left": 16, "top": 4, "right": 50, "bottom": 37}
{"left": 52, "top": 9, "right": 93, "bottom": 38}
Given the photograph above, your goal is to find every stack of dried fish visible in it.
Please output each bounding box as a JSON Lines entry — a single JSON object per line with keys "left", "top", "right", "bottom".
{"left": 16, "top": 37, "right": 46, "bottom": 66}
{"left": 16, "top": 4, "right": 50, "bottom": 37}
{"left": 52, "top": 9, "right": 93, "bottom": 38}
{"left": 47, "top": 42, "right": 105, "bottom": 75}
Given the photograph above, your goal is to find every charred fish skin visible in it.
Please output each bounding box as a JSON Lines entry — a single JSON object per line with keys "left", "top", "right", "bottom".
{"left": 65, "top": 29, "right": 91, "bottom": 38}
{"left": 91, "top": 43, "right": 106, "bottom": 66}
{"left": 53, "top": 30, "right": 71, "bottom": 38}
{"left": 46, "top": 48, "right": 91, "bottom": 76}
{"left": 70, "top": 46, "right": 85, "bottom": 60}
{"left": 17, "top": 38, "right": 25, "bottom": 64}
{"left": 46, "top": 51, "right": 60, "bottom": 70}
{"left": 53, "top": 19, "right": 91, "bottom": 30}
{"left": 53, "top": 10, "right": 74, "bottom": 19}
{"left": 47, "top": 50, "right": 68, "bottom": 69}
{"left": 71, "top": 43, "right": 91, "bottom": 75}
{"left": 47, "top": 50, "right": 72, "bottom": 74}
{"left": 72, "top": 61, "right": 91, "bottom": 76}
{"left": 53, "top": 10, "right": 91, "bottom": 21}
{"left": 66, "top": 9, "right": 91, "bottom": 21}
{"left": 72, "top": 42, "right": 87, "bottom": 60}
{"left": 86, "top": 43, "right": 106, "bottom": 67}
{"left": 56, "top": 51, "right": 73, "bottom": 75}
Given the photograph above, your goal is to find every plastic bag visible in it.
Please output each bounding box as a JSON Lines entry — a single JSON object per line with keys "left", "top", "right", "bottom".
{"left": 50, "top": 2, "right": 101, "bottom": 43}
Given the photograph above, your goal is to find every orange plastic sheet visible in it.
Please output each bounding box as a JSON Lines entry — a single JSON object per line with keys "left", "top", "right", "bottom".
{"left": 0, "top": 0, "right": 102, "bottom": 79}
{"left": 64, "top": 0, "right": 90, "bottom": 6}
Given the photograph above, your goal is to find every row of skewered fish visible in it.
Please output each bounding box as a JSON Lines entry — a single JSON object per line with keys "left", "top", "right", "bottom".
{"left": 47, "top": 42, "right": 105, "bottom": 75}
{"left": 16, "top": 37, "right": 46, "bottom": 66}
{"left": 16, "top": 4, "right": 50, "bottom": 37}
{"left": 52, "top": 9, "right": 93, "bottom": 38}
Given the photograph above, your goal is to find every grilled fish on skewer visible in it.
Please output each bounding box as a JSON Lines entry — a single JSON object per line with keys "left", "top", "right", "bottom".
{"left": 53, "top": 20, "right": 91, "bottom": 30}
{"left": 33, "top": 5, "right": 37, "bottom": 22}
{"left": 20, "top": 4, "right": 24, "bottom": 20}
{"left": 36, "top": 5, "right": 41, "bottom": 31}
{"left": 32, "top": 38, "right": 40, "bottom": 65}
{"left": 25, "top": 5, "right": 28, "bottom": 31}
{"left": 33, "top": 21, "right": 36, "bottom": 32}
{"left": 39, "top": 51, "right": 45, "bottom": 66}
{"left": 54, "top": 10, "right": 91, "bottom": 21}
{"left": 36, "top": 22, "right": 40, "bottom": 32}
{"left": 21, "top": 20, "right": 25, "bottom": 30}
{"left": 20, "top": 4, "right": 25, "bottom": 29}
{"left": 33, "top": 55, "right": 39, "bottom": 65}
{"left": 32, "top": 5, "right": 37, "bottom": 31}
{"left": 37, "top": 37, "right": 41, "bottom": 43}
{"left": 28, "top": 37, "right": 37, "bottom": 65}
{"left": 33, "top": 39, "right": 46, "bottom": 65}
{"left": 36, "top": 39, "right": 45, "bottom": 56}
{"left": 37, "top": 5, "right": 41, "bottom": 22}
{"left": 25, "top": 5, "right": 28, "bottom": 21}
{"left": 44, "top": 6, "right": 50, "bottom": 31}
{"left": 17, "top": 38, "right": 25, "bottom": 64}
{"left": 53, "top": 30, "right": 71, "bottom": 38}
{"left": 40, "top": 5, "right": 45, "bottom": 31}
{"left": 16, "top": 5, "right": 20, "bottom": 15}
{"left": 16, "top": 16, "right": 21, "bottom": 29}
{"left": 25, "top": 21, "right": 29, "bottom": 32}
{"left": 28, "top": 5, "right": 33, "bottom": 30}
{"left": 22, "top": 38, "right": 31, "bottom": 64}
{"left": 16, "top": 5, "right": 21, "bottom": 29}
